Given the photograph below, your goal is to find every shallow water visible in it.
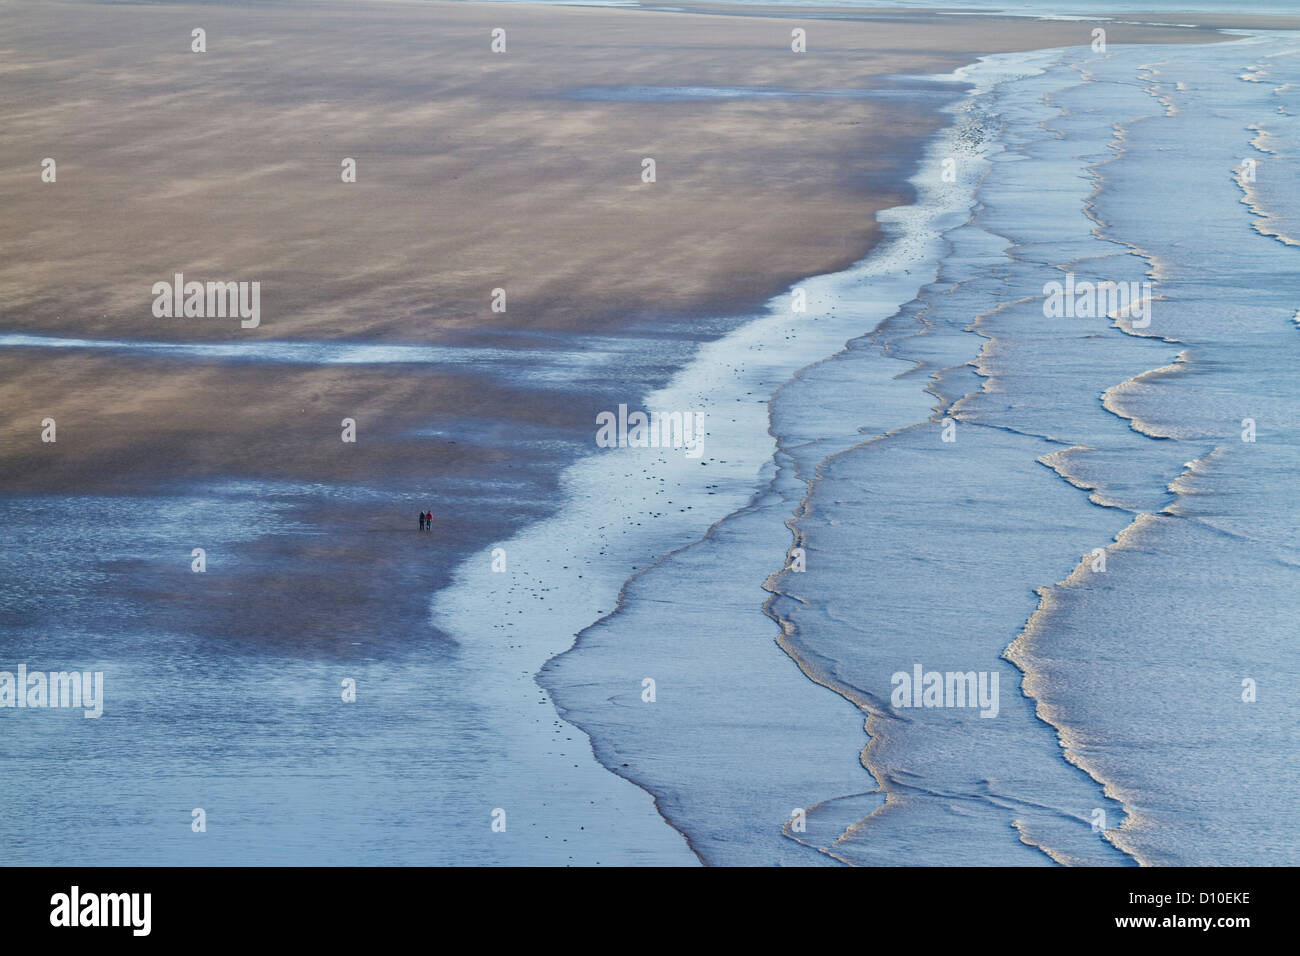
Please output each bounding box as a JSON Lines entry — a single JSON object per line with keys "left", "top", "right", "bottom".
{"left": 3, "top": 30, "right": 1295, "bottom": 866}
{"left": 0, "top": 330, "right": 687, "bottom": 393}
{"left": 549, "top": 35, "right": 1300, "bottom": 865}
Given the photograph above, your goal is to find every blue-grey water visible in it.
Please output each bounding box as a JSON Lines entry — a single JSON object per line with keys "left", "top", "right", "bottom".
{"left": 547, "top": 33, "right": 1300, "bottom": 865}
{"left": 466, "top": 0, "right": 1299, "bottom": 15}
{"left": 3, "top": 18, "right": 1297, "bottom": 865}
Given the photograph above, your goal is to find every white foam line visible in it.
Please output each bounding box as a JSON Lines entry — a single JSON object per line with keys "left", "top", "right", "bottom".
{"left": 425, "top": 50, "right": 1063, "bottom": 860}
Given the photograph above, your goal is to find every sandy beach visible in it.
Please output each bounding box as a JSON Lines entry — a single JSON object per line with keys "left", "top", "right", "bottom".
{"left": 2, "top": 0, "right": 1295, "bottom": 869}
{"left": 0, "top": 0, "right": 1219, "bottom": 502}
{"left": 0, "top": 0, "right": 1227, "bottom": 666}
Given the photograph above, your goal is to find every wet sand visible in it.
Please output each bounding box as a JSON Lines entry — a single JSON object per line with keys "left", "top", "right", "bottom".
{"left": 0, "top": 0, "right": 1238, "bottom": 648}
{"left": 0, "top": 0, "right": 1222, "bottom": 479}
{"left": 4, "top": 0, "right": 1287, "bottom": 867}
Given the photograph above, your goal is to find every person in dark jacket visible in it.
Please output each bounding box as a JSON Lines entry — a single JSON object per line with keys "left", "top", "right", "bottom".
{"left": 419, "top": 510, "right": 426, "bottom": 531}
